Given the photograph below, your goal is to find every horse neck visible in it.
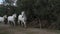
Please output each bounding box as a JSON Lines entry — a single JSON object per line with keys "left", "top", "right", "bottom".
{"left": 12, "top": 15, "right": 16, "bottom": 19}
{"left": 12, "top": 14, "right": 16, "bottom": 16}
{"left": 12, "top": 15, "right": 14, "bottom": 17}
{"left": 3, "top": 16, "right": 5, "bottom": 19}
{"left": 21, "top": 14, "right": 24, "bottom": 17}
{"left": 22, "top": 14, "right": 26, "bottom": 18}
{"left": 22, "top": 13, "right": 25, "bottom": 16}
{"left": 12, "top": 15, "right": 15, "bottom": 16}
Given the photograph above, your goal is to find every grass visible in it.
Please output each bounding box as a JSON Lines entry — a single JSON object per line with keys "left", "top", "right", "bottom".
{"left": 49, "top": 29, "right": 60, "bottom": 34}
{"left": 43, "top": 29, "right": 60, "bottom": 34}
{"left": 0, "top": 32, "right": 9, "bottom": 34}
{"left": 0, "top": 23, "right": 60, "bottom": 34}
{"left": 0, "top": 28, "right": 9, "bottom": 34}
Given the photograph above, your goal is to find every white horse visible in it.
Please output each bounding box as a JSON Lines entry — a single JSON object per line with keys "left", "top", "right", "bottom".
{"left": 18, "top": 11, "right": 27, "bottom": 28}
{"left": 0, "top": 15, "right": 7, "bottom": 23}
{"left": 8, "top": 14, "right": 16, "bottom": 26}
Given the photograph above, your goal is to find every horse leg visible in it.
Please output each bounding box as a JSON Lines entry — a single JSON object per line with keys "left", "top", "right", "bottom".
{"left": 20, "top": 21, "right": 23, "bottom": 27}
{"left": 8, "top": 21, "right": 9, "bottom": 24}
{"left": 13, "top": 21, "right": 15, "bottom": 26}
{"left": 18, "top": 20, "right": 20, "bottom": 25}
{"left": 2, "top": 21, "right": 4, "bottom": 24}
{"left": 23, "top": 21, "right": 26, "bottom": 28}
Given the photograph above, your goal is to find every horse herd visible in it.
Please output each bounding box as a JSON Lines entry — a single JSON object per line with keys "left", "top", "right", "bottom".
{"left": 0, "top": 11, "right": 27, "bottom": 28}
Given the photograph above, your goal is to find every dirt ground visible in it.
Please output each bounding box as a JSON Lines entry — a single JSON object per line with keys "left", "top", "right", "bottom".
{"left": 0, "top": 23, "right": 60, "bottom": 34}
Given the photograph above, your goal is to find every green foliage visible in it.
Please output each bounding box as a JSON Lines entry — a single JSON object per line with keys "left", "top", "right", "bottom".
{"left": 17, "top": 0, "right": 60, "bottom": 29}
{"left": 0, "top": 7, "right": 6, "bottom": 16}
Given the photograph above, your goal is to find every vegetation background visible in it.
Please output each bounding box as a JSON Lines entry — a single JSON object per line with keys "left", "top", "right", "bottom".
{"left": 0, "top": 0, "right": 60, "bottom": 29}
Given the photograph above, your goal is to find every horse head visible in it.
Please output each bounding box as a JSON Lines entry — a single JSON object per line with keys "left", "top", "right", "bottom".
{"left": 3, "top": 15, "right": 7, "bottom": 19}
{"left": 21, "top": 11, "right": 25, "bottom": 15}
{"left": 12, "top": 13, "right": 17, "bottom": 18}
{"left": 21, "top": 11, "right": 27, "bottom": 20}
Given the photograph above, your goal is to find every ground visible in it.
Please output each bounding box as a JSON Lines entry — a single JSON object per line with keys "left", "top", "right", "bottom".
{"left": 0, "top": 23, "right": 60, "bottom": 34}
